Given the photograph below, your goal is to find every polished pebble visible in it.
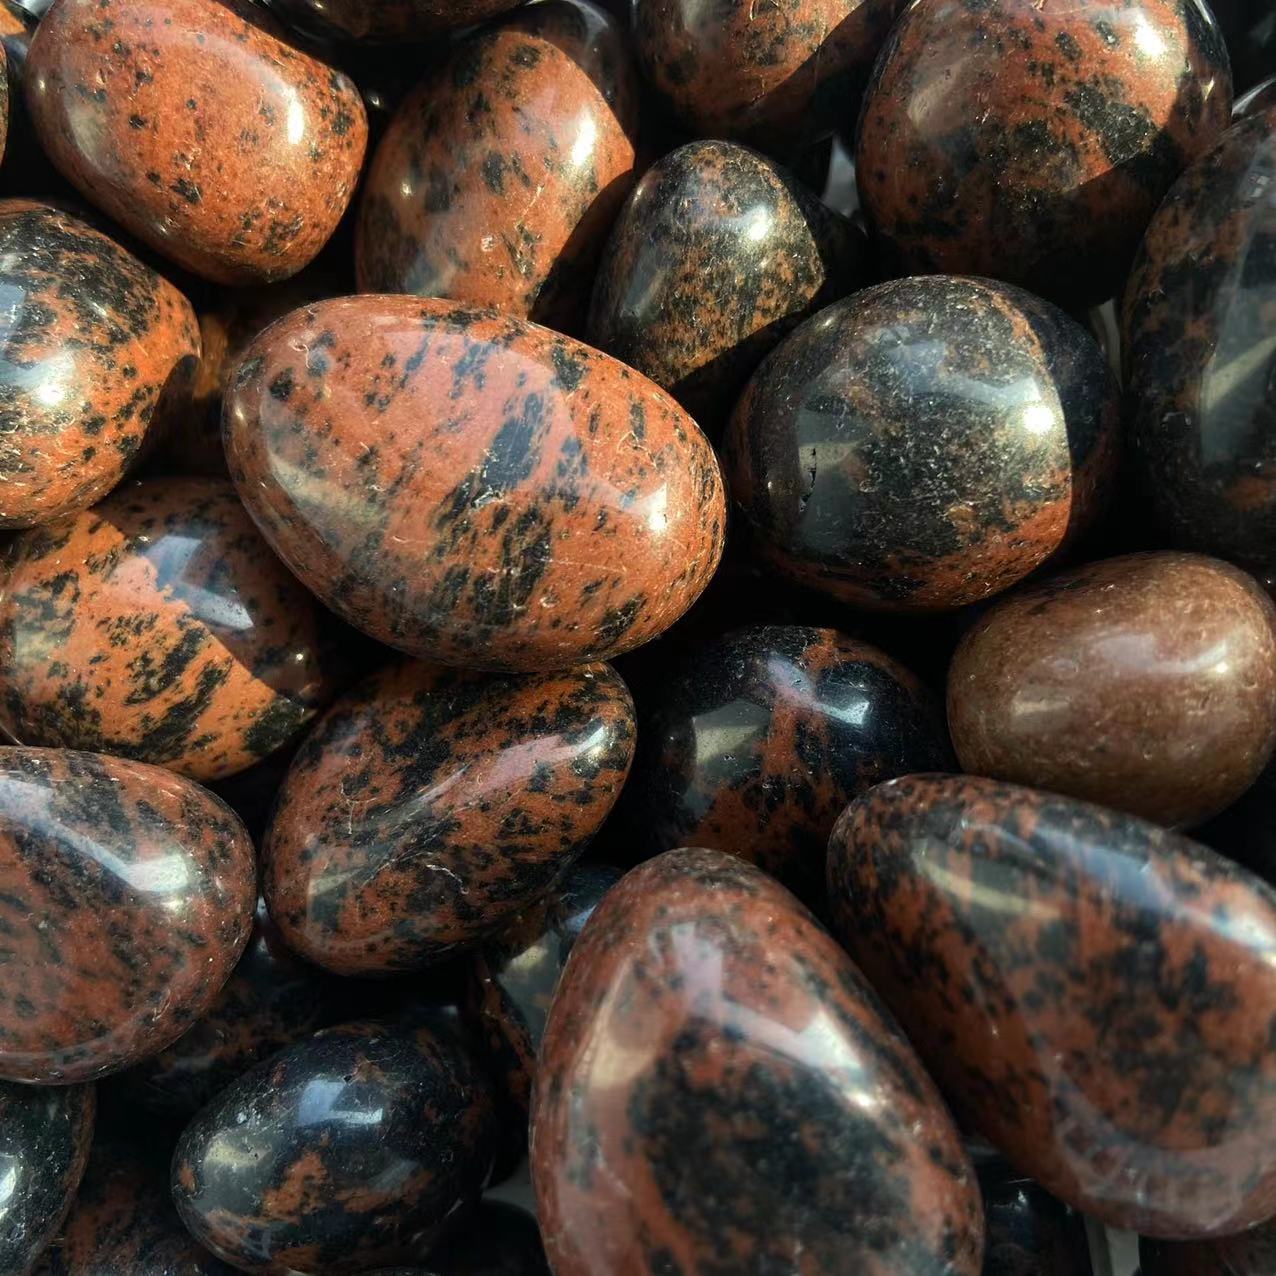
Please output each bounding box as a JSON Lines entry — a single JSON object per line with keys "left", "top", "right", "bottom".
{"left": 172, "top": 1022, "right": 497, "bottom": 1275}
{"left": 225, "top": 295, "right": 726, "bottom": 670}
{"left": 586, "top": 140, "right": 866, "bottom": 434}
{"left": 0, "top": 1083, "right": 94, "bottom": 1276}
{"left": 269, "top": 0, "right": 528, "bottom": 42}
{"left": 978, "top": 1159, "right": 1093, "bottom": 1276}
{"left": 1140, "top": 1223, "right": 1276, "bottom": 1275}
{"left": 723, "top": 276, "right": 1120, "bottom": 611}
{"left": 857, "top": 0, "right": 1232, "bottom": 302}
{"left": 532, "top": 847, "right": 984, "bottom": 1275}
{"left": 356, "top": 0, "right": 638, "bottom": 333}
{"left": 266, "top": 661, "right": 634, "bottom": 974}
{"left": 828, "top": 774, "right": 1276, "bottom": 1236}
{"left": 0, "top": 200, "right": 199, "bottom": 528}
{"left": 25, "top": 0, "right": 368, "bottom": 284}
{"left": 0, "top": 747, "right": 255, "bottom": 1084}
{"left": 948, "top": 552, "right": 1276, "bottom": 827}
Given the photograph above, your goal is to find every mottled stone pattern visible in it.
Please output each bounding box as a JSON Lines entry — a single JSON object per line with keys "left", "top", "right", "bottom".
{"left": 173, "top": 1022, "right": 497, "bottom": 1275}
{"left": 724, "top": 276, "right": 1120, "bottom": 611}
{"left": 978, "top": 1159, "right": 1093, "bottom": 1276}
{"left": 0, "top": 201, "right": 199, "bottom": 528}
{"left": 587, "top": 140, "right": 866, "bottom": 434}
{"left": 533, "top": 848, "right": 983, "bottom": 1275}
{"left": 266, "top": 661, "right": 634, "bottom": 974}
{"left": 0, "top": 747, "right": 255, "bottom": 1083}
{"left": 1233, "top": 74, "right": 1276, "bottom": 120}
{"left": 269, "top": 0, "right": 528, "bottom": 42}
{"left": 357, "top": 0, "right": 638, "bottom": 333}
{"left": 25, "top": 0, "right": 368, "bottom": 284}
{"left": 225, "top": 296, "right": 726, "bottom": 670}
{"left": 0, "top": 1083, "right": 94, "bottom": 1276}
{"left": 828, "top": 774, "right": 1276, "bottom": 1236}
{"left": 0, "top": 477, "right": 343, "bottom": 780}
{"left": 857, "top": 0, "right": 1233, "bottom": 302}
{"left": 1123, "top": 113, "right": 1276, "bottom": 568}
{"left": 1140, "top": 1222, "right": 1276, "bottom": 1275}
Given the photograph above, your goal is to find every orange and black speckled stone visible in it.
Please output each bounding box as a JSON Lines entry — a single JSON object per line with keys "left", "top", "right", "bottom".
{"left": 532, "top": 848, "right": 984, "bottom": 1276}
{"left": 225, "top": 295, "right": 726, "bottom": 671}
{"left": 0, "top": 476, "right": 344, "bottom": 781}
{"left": 356, "top": 1, "right": 638, "bottom": 333}
{"left": 0, "top": 201, "right": 199, "bottom": 528}
{"left": 724, "top": 276, "right": 1120, "bottom": 612}
{"left": 269, "top": 0, "right": 528, "bottom": 43}
{"left": 172, "top": 1022, "right": 497, "bottom": 1275}
{"left": 828, "top": 774, "right": 1276, "bottom": 1237}
{"left": 1140, "top": 1223, "right": 1276, "bottom": 1275}
{"left": 25, "top": 0, "right": 368, "bottom": 285}
{"left": 0, "top": 747, "right": 255, "bottom": 1084}
{"left": 856, "top": 0, "right": 1232, "bottom": 303}
{"left": 265, "top": 661, "right": 634, "bottom": 975}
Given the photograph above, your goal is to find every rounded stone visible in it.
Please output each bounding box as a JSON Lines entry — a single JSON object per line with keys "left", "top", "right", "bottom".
{"left": 268, "top": 0, "right": 528, "bottom": 42}
{"left": 532, "top": 847, "right": 984, "bottom": 1275}
{"left": 0, "top": 477, "right": 344, "bottom": 781}
{"left": 356, "top": 0, "right": 638, "bottom": 333}
{"left": 25, "top": 0, "right": 368, "bottom": 285}
{"left": 827, "top": 774, "right": 1276, "bottom": 1236}
{"left": 225, "top": 295, "right": 726, "bottom": 670}
{"left": 0, "top": 201, "right": 199, "bottom": 528}
{"left": 265, "top": 661, "right": 635, "bottom": 974}
{"left": 0, "top": 747, "right": 255, "bottom": 1084}
{"left": 1140, "top": 1224, "right": 1276, "bottom": 1275}
{"left": 978, "top": 1159, "right": 1093, "bottom": 1276}
{"left": 723, "top": 275, "right": 1120, "bottom": 612}
{"left": 856, "top": 0, "right": 1233, "bottom": 303}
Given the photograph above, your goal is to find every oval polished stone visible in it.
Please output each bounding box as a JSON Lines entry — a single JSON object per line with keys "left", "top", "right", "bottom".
{"left": 0, "top": 477, "right": 343, "bottom": 781}
{"left": 723, "top": 276, "right": 1120, "bottom": 612}
{"left": 0, "top": 747, "right": 255, "bottom": 1083}
{"left": 532, "top": 848, "right": 984, "bottom": 1275}
{"left": 827, "top": 774, "right": 1276, "bottom": 1236}
{"left": 857, "top": 0, "right": 1232, "bottom": 303}
{"left": 1140, "top": 1224, "right": 1276, "bottom": 1275}
{"left": 948, "top": 552, "right": 1276, "bottom": 828}
{"left": 1123, "top": 113, "right": 1276, "bottom": 568}
{"left": 979, "top": 1160, "right": 1093, "bottom": 1276}
{"left": 265, "top": 661, "right": 635, "bottom": 974}
{"left": 0, "top": 201, "right": 199, "bottom": 528}
{"left": 173, "top": 1022, "right": 497, "bottom": 1275}
{"left": 356, "top": 1, "right": 638, "bottom": 333}
{"left": 586, "top": 140, "right": 867, "bottom": 435}
{"left": 25, "top": 0, "right": 368, "bottom": 285}
{"left": 0, "top": 1082, "right": 94, "bottom": 1276}
{"left": 226, "top": 295, "right": 726, "bottom": 670}
{"left": 269, "top": 0, "right": 527, "bottom": 42}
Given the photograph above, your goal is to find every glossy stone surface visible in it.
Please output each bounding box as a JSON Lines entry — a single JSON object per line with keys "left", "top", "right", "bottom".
{"left": 587, "top": 140, "right": 866, "bottom": 434}
{"left": 356, "top": 1, "right": 638, "bottom": 333}
{"left": 266, "top": 661, "right": 634, "bottom": 974}
{"left": 226, "top": 295, "right": 726, "bottom": 670}
{"left": 426, "top": 1202, "right": 549, "bottom": 1276}
{"left": 0, "top": 747, "right": 255, "bottom": 1084}
{"left": 1140, "top": 1223, "right": 1276, "bottom": 1275}
{"left": 828, "top": 774, "right": 1276, "bottom": 1236}
{"left": 0, "top": 201, "right": 199, "bottom": 528}
{"left": 1123, "top": 113, "right": 1276, "bottom": 568}
{"left": 532, "top": 848, "right": 983, "bottom": 1275}
{"left": 25, "top": 0, "right": 368, "bottom": 285}
{"left": 0, "top": 1083, "right": 94, "bottom": 1276}
{"left": 949, "top": 552, "right": 1276, "bottom": 828}
{"left": 173, "top": 1022, "right": 497, "bottom": 1275}
{"left": 1232, "top": 74, "right": 1276, "bottom": 119}
{"left": 632, "top": 0, "right": 902, "bottom": 154}
{"left": 979, "top": 1161, "right": 1093, "bottom": 1276}
{"left": 724, "top": 276, "right": 1120, "bottom": 611}
{"left": 270, "top": 0, "right": 527, "bottom": 42}
{"left": 857, "top": 0, "right": 1232, "bottom": 303}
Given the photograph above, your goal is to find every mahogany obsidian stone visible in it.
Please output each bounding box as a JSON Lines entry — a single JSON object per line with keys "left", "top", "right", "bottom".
{"left": 268, "top": 0, "right": 528, "bottom": 42}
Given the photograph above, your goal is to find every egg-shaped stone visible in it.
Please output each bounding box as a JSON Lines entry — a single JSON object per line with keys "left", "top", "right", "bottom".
{"left": 723, "top": 276, "right": 1120, "bottom": 611}
{"left": 25, "top": 0, "right": 368, "bottom": 285}
{"left": 948, "top": 552, "right": 1276, "bottom": 827}
{"left": 1140, "top": 1224, "right": 1276, "bottom": 1275}
{"left": 1233, "top": 74, "right": 1276, "bottom": 120}
{"left": 266, "top": 661, "right": 635, "bottom": 974}
{"left": 532, "top": 847, "right": 984, "bottom": 1275}
{"left": 1123, "top": 113, "right": 1276, "bottom": 568}
{"left": 0, "top": 1082, "right": 94, "bottom": 1276}
{"left": 0, "top": 477, "right": 345, "bottom": 781}
{"left": 0, "top": 747, "right": 255, "bottom": 1084}
{"left": 0, "top": 201, "right": 199, "bottom": 528}
{"left": 827, "top": 774, "right": 1276, "bottom": 1236}
{"left": 173, "top": 1022, "right": 497, "bottom": 1275}
{"left": 356, "top": 1, "right": 638, "bottom": 332}
{"left": 269, "top": 0, "right": 528, "bottom": 43}
{"left": 857, "top": 0, "right": 1232, "bottom": 303}
{"left": 587, "top": 140, "right": 867, "bottom": 435}
{"left": 226, "top": 295, "right": 726, "bottom": 669}
{"left": 978, "top": 1159, "right": 1093, "bottom": 1276}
